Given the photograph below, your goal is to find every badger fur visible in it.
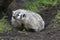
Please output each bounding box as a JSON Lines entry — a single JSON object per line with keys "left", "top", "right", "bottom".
{"left": 11, "top": 9, "right": 45, "bottom": 32}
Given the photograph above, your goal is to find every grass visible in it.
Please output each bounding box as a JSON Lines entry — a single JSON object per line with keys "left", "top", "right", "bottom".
{"left": 0, "top": 16, "right": 11, "bottom": 32}
{"left": 52, "top": 10, "right": 60, "bottom": 29}
{"left": 24, "top": 0, "right": 59, "bottom": 12}
{"left": 55, "top": 10, "right": 60, "bottom": 22}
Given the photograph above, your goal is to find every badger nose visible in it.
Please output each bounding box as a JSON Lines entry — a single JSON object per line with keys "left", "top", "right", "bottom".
{"left": 20, "top": 15, "right": 22, "bottom": 19}
{"left": 13, "top": 16, "right": 15, "bottom": 19}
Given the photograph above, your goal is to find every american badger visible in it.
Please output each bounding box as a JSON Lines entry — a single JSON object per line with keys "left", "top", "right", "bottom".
{"left": 11, "top": 9, "right": 45, "bottom": 32}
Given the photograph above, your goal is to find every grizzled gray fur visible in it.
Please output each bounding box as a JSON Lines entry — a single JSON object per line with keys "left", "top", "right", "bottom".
{"left": 11, "top": 9, "right": 45, "bottom": 32}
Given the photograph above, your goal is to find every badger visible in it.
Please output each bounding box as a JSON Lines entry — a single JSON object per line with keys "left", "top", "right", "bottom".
{"left": 11, "top": 9, "right": 45, "bottom": 32}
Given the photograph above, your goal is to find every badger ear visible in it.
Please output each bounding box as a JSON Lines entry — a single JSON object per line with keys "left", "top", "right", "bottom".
{"left": 12, "top": 11, "right": 16, "bottom": 15}
{"left": 12, "top": 11, "right": 15, "bottom": 13}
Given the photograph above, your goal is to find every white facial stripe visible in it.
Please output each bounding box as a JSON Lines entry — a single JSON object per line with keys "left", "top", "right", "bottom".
{"left": 17, "top": 16, "right": 20, "bottom": 19}
{"left": 19, "top": 14, "right": 21, "bottom": 16}
{"left": 12, "top": 11, "right": 15, "bottom": 13}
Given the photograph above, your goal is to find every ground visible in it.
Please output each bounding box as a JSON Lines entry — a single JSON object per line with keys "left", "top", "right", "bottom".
{"left": 0, "top": 25, "right": 60, "bottom": 40}
{"left": 0, "top": 0, "right": 60, "bottom": 40}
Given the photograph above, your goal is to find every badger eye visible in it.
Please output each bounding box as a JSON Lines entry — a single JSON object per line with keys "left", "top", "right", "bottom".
{"left": 17, "top": 14, "right": 19, "bottom": 16}
{"left": 22, "top": 14, "right": 26, "bottom": 17}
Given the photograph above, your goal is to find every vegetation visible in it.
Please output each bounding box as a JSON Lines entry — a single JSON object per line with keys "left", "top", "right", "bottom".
{"left": 56, "top": 10, "right": 60, "bottom": 22}
{"left": 52, "top": 10, "right": 60, "bottom": 29}
{"left": 0, "top": 16, "right": 11, "bottom": 32}
{"left": 24, "top": 0, "right": 60, "bottom": 12}
{"left": 0, "top": 0, "right": 60, "bottom": 32}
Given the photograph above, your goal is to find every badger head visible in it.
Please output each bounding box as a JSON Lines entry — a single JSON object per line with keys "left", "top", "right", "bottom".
{"left": 12, "top": 9, "right": 26, "bottom": 21}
